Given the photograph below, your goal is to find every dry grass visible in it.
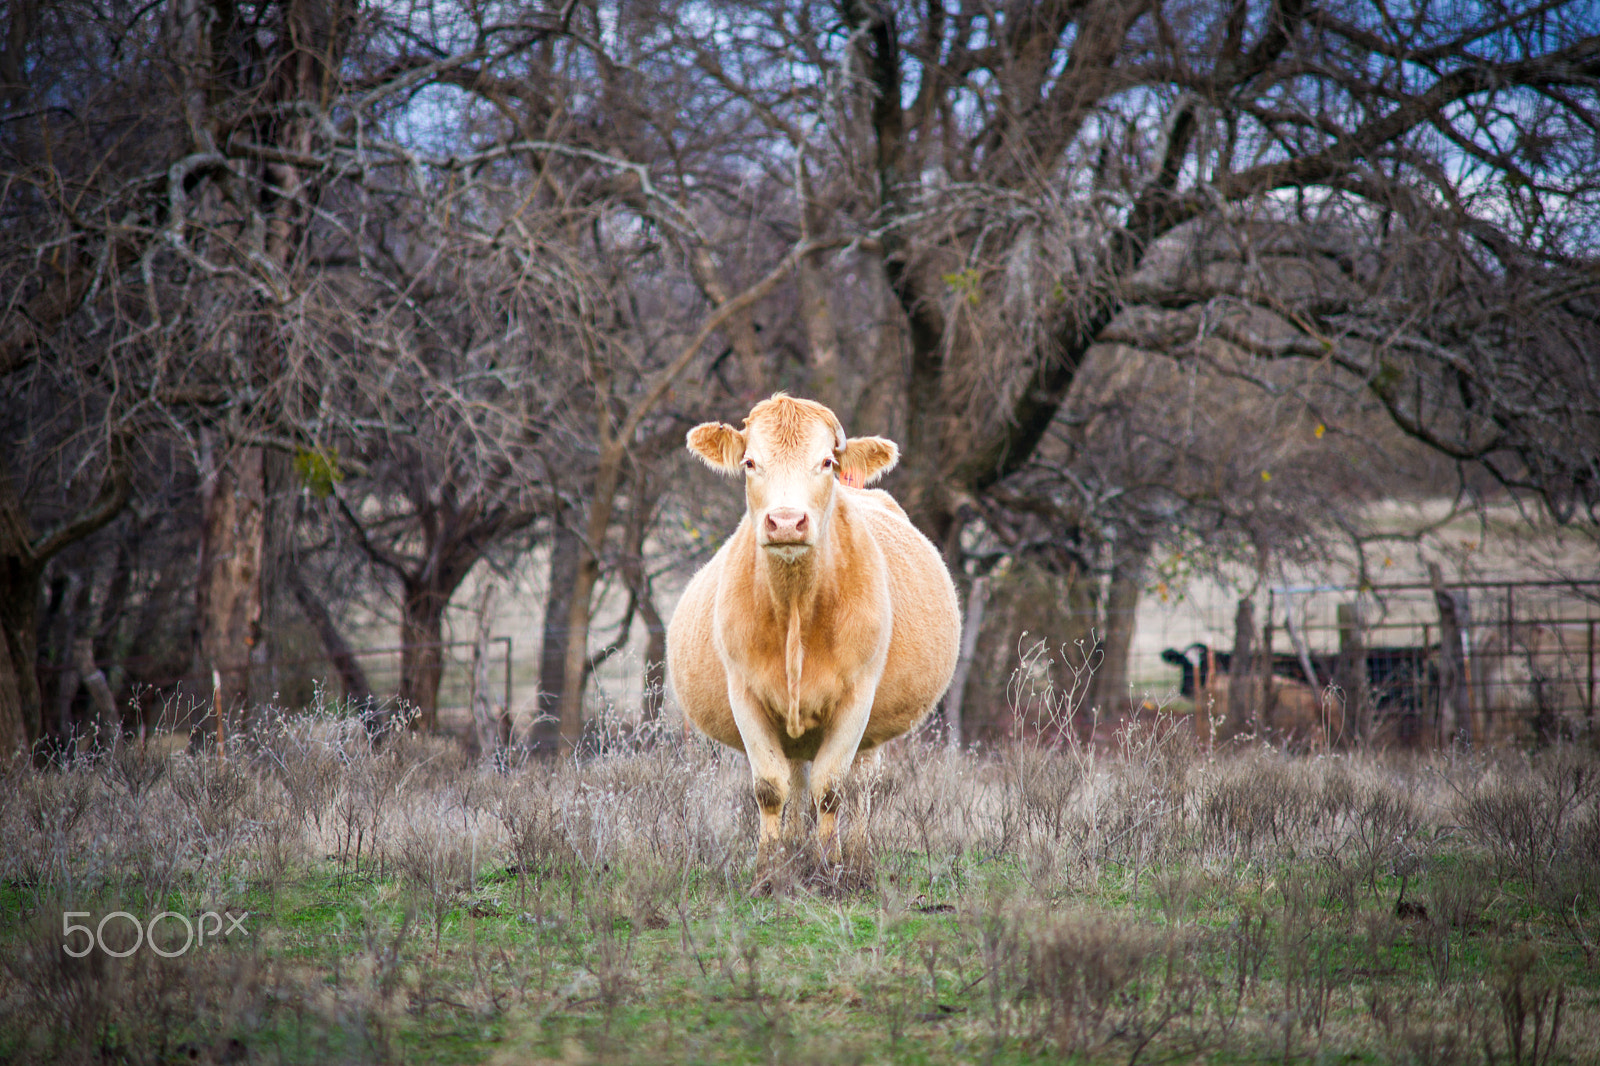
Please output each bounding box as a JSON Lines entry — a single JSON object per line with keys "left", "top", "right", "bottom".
{"left": 2, "top": 680, "right": 1599, "bottom": 1064}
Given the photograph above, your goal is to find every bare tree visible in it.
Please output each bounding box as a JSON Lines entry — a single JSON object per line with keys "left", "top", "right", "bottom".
{"left": 0, "top": 448, "right": 128, "bottom": 755}
{"left": 0, "top": 0, "right": 365, "bottom": 737}
{"left": 672, "top": 3, "right": 1595, "bottom": 504}
{"left": 1, "top": 1, "right": 649, "bottom": 737}
{"left": 6, "top": 0, "right": 1595, "bottom": 752}
{"left": 371, "top": 1, "right": 854, "bottom": 749}
{"left": 661, "top": 0, "right": 1598, "bottom": 728}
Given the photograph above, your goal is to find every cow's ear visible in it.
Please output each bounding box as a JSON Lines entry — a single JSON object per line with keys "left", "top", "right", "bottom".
{"left": 840, "top": 436, "right": 899, "bottom": 485}
{"left": 687, "top": 422, "right": 746, "bottom": 474}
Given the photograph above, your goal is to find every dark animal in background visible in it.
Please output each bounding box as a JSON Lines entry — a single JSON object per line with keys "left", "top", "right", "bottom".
{"left": 1162, "top": 643, "right": 1341, "bottom": 749}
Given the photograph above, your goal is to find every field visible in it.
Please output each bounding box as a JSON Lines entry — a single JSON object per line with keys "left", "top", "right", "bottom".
{"left": 3, "top": 699, "right": 1599, "bottom": 1065}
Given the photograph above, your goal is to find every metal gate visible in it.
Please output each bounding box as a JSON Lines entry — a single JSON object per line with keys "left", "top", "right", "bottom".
{"left": 1262, "top": 579, "right": 1599, "bottom": 745}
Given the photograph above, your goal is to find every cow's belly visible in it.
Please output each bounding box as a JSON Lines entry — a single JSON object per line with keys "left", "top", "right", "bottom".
{"left": 860, "top": 513, "right": 962, "bottom": 746}
{"left": 748, "top": 674, "right": 932, "bottom": 761}
{"left": 678, "top": 647, "right": 943, "bottom": 761}
{"left": 683, "top": 683, "right": 743, "bottom": 751}
{"left": 760, "top": 693, "right": 883, "bottom": 762}
{"left": 667, "top": 552, "right": 745, "bottom": 752}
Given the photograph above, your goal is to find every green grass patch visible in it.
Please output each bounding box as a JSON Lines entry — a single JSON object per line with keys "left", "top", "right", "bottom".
{"left": 3, "top": 732, "right": 1599, "bottom": 1063}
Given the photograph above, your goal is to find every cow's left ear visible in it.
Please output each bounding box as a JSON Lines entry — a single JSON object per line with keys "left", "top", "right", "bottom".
{"left": 839, "top": 436, "right": 899, "bottom": 485}
{"left": 687, "top": 422, "right": 746, "bottom": 475}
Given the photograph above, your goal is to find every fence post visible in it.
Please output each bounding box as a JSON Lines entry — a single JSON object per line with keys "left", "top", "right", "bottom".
{"left": 1588, "top": 619, "right": 1595, "bottom": 725}
{"left": 1335, "top": 601, "right": 1369, "bottom": 743}
{"left": 500, "top": 636, "right": 514, "bottom": 749}
{"left": 1261, "top": 589, "right": 1275, "bottom": 732}
{"left": 467, "top": 588, "right": 507, "bottom": 764}
{"left": 1429, "top": 563, "right": 1469, "bottom": 747}
{"left": 1223, "top": 596, "right": 1256, "bottom": 748}
{"left": 212, "top": 667, "right": 225, "bottom": 762}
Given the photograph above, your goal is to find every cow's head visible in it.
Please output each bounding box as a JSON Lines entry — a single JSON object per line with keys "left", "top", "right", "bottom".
{"left": 688, "top": 394, "right": 898, "bottom": 561}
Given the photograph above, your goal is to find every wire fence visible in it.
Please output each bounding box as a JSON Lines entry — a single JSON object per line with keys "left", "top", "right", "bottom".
{"left": 39, "top": 638, "right": 518, "bottom": 740}
{"left": 39, "top": 579, "right": 1600, "bottom": 750}
{"left": 1133, "top": 579, "right": 1599, "bottom": 746}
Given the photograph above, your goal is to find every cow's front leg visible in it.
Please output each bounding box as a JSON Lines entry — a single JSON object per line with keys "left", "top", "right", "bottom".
{"left": 808, "top": 685, "right": 875, "bottom": 868}
{"left": 727, "top": 682, "right": 795, "bottom": 888}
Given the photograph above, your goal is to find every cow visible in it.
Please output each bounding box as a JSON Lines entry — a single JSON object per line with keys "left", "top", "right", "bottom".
{"left": 666, "top": 395, "right": 961, "bottom": 883}
{"left": 1165, "top": 643, "right": 1343, "bottom": 749}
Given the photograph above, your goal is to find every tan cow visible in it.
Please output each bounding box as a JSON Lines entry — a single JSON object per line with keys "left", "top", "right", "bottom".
{"left": 667, "top": 395, "right": 961, "bottom": 880}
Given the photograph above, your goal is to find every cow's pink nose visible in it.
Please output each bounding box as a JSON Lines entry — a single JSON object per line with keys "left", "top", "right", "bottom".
{"left": 763, "top": 508, "right": 809, "bottom": 543}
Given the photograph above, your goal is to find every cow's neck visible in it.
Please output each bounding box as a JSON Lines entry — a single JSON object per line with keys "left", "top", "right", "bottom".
{"left": 754, "top": 526, "right": 834, "bottom": 740}
{"left": 754, "top": 542, "right": 826, "bottom": 618}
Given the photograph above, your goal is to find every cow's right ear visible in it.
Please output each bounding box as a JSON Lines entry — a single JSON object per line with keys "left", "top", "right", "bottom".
{"left": 686, "top": 422, "right": 746, "bottom": 475}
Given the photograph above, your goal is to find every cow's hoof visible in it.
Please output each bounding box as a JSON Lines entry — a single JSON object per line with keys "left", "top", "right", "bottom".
{"left": 752, "top": 849, "right": 801, "bottom": 897}
{"left": 752, "top": 866, "right": 796, "bottom": 897}
{"left": 807, "top": 847, "right": 873, "bottom": 896}
{"left": 807, "top": 862, "right": 852, "bottom": 899}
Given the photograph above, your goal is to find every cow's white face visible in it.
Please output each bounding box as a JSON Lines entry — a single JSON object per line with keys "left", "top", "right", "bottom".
{"left": 687, "top": 395, "right": 899, "bottom": 562}
{"left": 740, "top": 416, "right": 840, "bottom": 560}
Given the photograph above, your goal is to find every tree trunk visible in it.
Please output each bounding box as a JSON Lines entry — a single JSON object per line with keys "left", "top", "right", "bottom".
{"left": 1257, "top": 593, "right": 1276, "bottom": 738}
{"left": 615, "top": 472, "right": 667, "bottom": 724}
{"left": 287, "top": 566, "right": 375, "bottom": 713}
{"left": 0, "top": 591, "right": 32, "bottom": 760}
{"left": 94, "top": 541, "right": 134, "bottom": 701}
{"left": 0, "top": 455, "right": 126, "bottom": 757}
{"left": 798, "top": 165, "right": 844, "bottom": 412}
{"left": 1283, "top": 594, "right": 1321, "bottom": 692}
{"left": 43, "top": 561, "right": 121, "bottom": 750}
{"left": 531, "top": 521, "right": 579, "bottom": 753}
{"left": 558, "top": 547, "right": 602, "bottom": 751}
{"left": 195, "top": 438, "right": 265, "bottom": 742}
{"left": 945, "top": 575, "right": 989, "bottom": 750}
{"left": 557, "top": 451, "right": 625, "bottom": 752}
{"left": 639, "top": 590, "right": 667, "bottom": 723}
{"left": 799, "top": 251, "right": 843, "bottom": 412}
{"left": 72, "top": 636, "right": 118, "bottom": 751}
{"left": 1089, "top": 545, "right": 1146, "bottom": 719}
{"left": 399, "top": 577, "right": 448, "bottom": 732}
{"left": 0, "top": 515, "right": 42, "bottom": 756}
{"left": 43, "top": 570, "right": 86, "bottom": 744}
{"left": 851, "top": 251, "right": 907, "bottom": 437}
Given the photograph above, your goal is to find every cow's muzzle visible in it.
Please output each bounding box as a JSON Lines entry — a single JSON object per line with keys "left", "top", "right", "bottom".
{"left": 761, "top": 508, "right": 810, "bottom": 549}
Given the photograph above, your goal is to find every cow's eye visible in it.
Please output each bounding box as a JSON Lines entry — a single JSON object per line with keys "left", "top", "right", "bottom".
{"left": 822, "top": 457, "right": 834, "bottom": 471}
{"left": 742, "top": 458, "right": 756, "bottom": 471}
